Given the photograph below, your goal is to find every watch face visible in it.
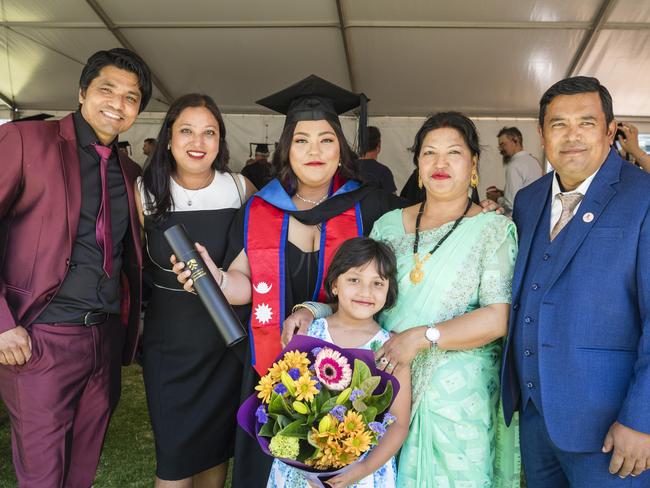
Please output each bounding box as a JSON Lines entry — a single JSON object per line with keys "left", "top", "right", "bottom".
{"left": 426, "top": 326, "right": 440, "bottom": 343}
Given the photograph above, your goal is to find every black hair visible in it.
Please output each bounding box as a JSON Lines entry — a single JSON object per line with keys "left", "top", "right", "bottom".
{"left": 79, "top": 48, "right": 152, "bottom": 113}
{"left": 410, "top": 111, "right": 481, "bottom": 203}
{"left": 144, "top": 137, "right": 157, "bottom": 145}
{"left": 539, "top": 76, "right": 614, "bottom": 127}
{"left": 324, "top": 237, "right": 398, "bottom": 311}
{"left": 142, "top": 93, "right": 230, "bottom": 223}
{"left": 497, "top": 126, "right": 523, "bottom": 145}
{"left": 272, "top": 115, "right": 358, "bottom": 194}
{"left": 366, "top": 126, "right": 381, "bottom": 152}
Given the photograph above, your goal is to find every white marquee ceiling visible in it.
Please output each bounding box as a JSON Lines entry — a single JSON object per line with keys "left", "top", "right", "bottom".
{"left": 1, "top": 0, "right": 649, "bottom": 118}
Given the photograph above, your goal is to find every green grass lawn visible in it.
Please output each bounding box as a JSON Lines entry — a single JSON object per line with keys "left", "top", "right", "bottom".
{"left": 0, "top": 365, "right": 156, "bottom": 487}
{"left": 1, "top": 365, "right": 233, "bottom": 487}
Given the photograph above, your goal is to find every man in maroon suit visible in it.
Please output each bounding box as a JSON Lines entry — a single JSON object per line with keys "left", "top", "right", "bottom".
{"left": 0, "top": 48, "right": 150, "bottom": 487}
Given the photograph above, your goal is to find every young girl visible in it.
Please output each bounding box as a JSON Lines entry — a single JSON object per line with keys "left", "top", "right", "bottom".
{"left": 267, "top": 237, "right": 412, "bottom": 488}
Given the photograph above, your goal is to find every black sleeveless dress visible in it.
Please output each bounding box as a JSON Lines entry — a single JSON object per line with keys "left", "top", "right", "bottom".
{"left": 141, "top": 174, "right": 245, "bottom": 480}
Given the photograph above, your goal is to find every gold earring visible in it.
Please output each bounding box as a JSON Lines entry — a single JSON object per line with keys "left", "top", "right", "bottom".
{"left": 418, "top": 175, "right": 423, "bottom": 189}
{"left": 470, "top": 167, "right": 479, "bottom": 188}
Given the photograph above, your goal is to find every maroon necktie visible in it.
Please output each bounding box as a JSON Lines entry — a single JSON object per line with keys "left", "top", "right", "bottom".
{"left": 92, "top": 143, "right": 113, "bottom": 277}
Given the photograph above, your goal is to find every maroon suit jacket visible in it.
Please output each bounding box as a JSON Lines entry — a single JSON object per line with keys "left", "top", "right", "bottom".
{"left": 0, "top": 113, "right": 142, "bottom": 365}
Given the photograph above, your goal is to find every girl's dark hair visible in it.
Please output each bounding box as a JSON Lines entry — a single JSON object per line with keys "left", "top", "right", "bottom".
{"left": 79, "top": 48, "right": 152, "bottom": 113}
{"left": 411, "top": 111, "right": 481, "bottom": 203}
{"left": 272, "top": 115, "right": 358, "bottom": 193}
{"left": 324, "top": 237, "right": 398, "bottom": 311}
{"left": 142, "top": 93, "right": 230, "bottom": 223}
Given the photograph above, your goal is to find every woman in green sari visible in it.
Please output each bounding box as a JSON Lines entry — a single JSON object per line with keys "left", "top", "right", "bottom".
{"left": 372, "top": 112, "right": 520, "bottom": 487}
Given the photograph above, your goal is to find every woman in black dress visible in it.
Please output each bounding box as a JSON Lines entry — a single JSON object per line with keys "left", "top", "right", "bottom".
{"left": 135, "top": 93, "right": 255, "bottom": 488}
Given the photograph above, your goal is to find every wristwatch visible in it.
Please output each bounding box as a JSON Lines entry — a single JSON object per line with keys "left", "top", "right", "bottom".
{"left": 425, "top": 324, "right": 440, "bottom": 348}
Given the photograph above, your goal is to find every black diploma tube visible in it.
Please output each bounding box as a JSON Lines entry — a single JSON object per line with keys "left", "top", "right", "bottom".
{"left": 164, "top": 224, "right": 247, "bottom": 347}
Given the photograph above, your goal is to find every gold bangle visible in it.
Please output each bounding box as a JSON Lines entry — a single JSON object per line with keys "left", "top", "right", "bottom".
{"left": 291, "top": 303, "right": 316, "bottom": 318}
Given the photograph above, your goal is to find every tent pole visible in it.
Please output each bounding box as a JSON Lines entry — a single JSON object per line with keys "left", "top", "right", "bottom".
{"left": 566, "top": 0, "right": 618, "bottom": 78}
{"left": 335, "top": 0, "right": 356, "bottom": 92}
{"left": 85, "top": 0, "right": 174, "bottom": 105}
{"left": 0, "top": 92, "right": 17, "bottom": 119}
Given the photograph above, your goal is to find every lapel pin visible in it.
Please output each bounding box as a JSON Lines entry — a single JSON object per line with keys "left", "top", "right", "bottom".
{"left": 583, "top": 212, "right": 594, "bottom": 223}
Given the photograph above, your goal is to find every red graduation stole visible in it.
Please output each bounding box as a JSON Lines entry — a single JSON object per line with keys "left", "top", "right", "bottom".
{"left": 245, "top": 181, "right": 362, "bottom": 376}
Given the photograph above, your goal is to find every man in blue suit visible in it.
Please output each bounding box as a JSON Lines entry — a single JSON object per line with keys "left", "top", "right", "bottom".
{"left": 501, "top": 76, "right": 650, "bottom": 486}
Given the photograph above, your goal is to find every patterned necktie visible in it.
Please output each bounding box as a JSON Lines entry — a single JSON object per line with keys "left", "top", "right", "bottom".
{"left": 92, "top": 143, "right": 113, "bottom": 277}
{"left": 550, "top": 193, "right": 584, "bottom": 241}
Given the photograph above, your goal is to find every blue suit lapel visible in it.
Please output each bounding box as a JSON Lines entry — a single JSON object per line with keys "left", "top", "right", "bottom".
{"left": 511, "top": 174, "right": 552, "bottom": 301}
{"left": 545, "top": 150, "right": 621, "bottom": 291}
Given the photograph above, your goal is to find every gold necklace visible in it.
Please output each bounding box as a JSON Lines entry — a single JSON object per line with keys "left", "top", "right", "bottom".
{"left": 410, "top": 198, "right": 472, "bottom": 285}
{"left": 173, "top": 171, "right": 214, "bottom": 207}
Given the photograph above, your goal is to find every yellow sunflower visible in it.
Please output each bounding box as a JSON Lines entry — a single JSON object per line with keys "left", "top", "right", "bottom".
{"left": 343, "top": 428, "right": 373, "bottom": 456}
{"left": 295, "top": 374, "right": 319, "bottom": 402}
{"left": 255, "top": 373, "right": 275, "bottom": 404}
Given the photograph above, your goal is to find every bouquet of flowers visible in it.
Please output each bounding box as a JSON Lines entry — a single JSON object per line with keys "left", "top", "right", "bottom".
{"left": 237, "top": 335, "right": 399, "bottom": 486}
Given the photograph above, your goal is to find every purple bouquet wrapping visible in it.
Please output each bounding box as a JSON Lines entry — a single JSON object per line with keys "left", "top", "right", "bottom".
{"left": 237, "top": 335, "right": 400, "bottom": 487}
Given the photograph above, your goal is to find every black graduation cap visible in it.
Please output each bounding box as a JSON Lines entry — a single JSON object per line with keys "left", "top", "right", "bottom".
{"left": 256, "top": 74, "right": 370, "bottom": 154}
{"left": 117, "top": 141, "right": 131, "bottom": 155}
{"left": 248, "top": 142, "right": 274, "bottom": 157}
{"left": 255, "top": 143, "right": 270, "bottom": 155}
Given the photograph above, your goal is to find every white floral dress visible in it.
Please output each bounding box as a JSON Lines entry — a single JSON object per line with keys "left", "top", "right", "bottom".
{"left": 267, "top": 318, "right": 397, "bottom": 488}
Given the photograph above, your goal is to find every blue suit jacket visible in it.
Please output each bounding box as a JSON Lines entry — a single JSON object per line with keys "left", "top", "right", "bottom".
{"left": 501, "top": 150, "right": 650, "bottom": 452}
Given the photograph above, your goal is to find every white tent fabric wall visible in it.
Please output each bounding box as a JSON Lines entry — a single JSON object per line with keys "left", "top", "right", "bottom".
{"left": 4, "top": 108, "right": 648, "bottom": 198}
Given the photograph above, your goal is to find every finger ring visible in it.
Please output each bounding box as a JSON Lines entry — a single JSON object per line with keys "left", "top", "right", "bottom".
{"left": 379, "top": 357, "right": 388, "bottom": 365}
{"left": 387, "top": 362, "right": 394, "bottom": 369}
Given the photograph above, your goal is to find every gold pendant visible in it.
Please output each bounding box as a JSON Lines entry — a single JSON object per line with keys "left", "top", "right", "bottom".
{"left": 410, "top": 267, "right": 424, "bottom": 284}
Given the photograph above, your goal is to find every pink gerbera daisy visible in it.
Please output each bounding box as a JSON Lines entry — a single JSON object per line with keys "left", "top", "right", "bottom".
{"left": 314, "top": 348, "right": 352, "bottom": 391}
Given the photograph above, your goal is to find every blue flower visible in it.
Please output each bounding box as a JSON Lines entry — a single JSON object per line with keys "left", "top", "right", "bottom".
{"left": 288, "top": 368, "right": 301, "bottom": 380}
{"left": 312, "top": 377, "right": 322, "bottom": 391}
{"left": 256, "top": 405, "right": 269, "bottom": 425}
{"left": 382, "top": 413, "right": 397, "bottom": 426}
{"left": 330, "top": 405, "right": 347, "bottom": 422}
{"left": 349, "top": 389, "right": 365, "bottom": 402}
{"left": 274, "top": 384, "right": 288, "bottom": 395}
{"left": 311, "top": 347, "right": 323, "bottom": 357}
{"left": 368, "top": 421, "right": 386, "bottom": 439}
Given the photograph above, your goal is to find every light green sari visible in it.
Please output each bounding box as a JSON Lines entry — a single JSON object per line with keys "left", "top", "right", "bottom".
{"left": 371, "top": 209, "right": 520, "bottom": 488}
